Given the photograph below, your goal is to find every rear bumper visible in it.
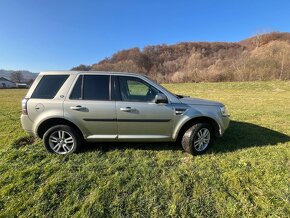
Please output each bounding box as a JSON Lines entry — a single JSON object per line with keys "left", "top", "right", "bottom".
{"left": 20, "top": 114, "right": 35, "bottom": 136}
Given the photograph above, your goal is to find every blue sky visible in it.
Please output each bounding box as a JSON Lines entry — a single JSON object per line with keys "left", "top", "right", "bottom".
{"left": 0, "top": 0, "right": 290, "bottom": 72}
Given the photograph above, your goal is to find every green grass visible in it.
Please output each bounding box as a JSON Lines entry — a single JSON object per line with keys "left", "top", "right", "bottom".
{"left": 0, "top": 81, "right": 290, "bottom": 217}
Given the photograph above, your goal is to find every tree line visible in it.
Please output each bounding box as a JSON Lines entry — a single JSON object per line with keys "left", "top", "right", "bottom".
{"left": 72, "top": 32, "right": 290, "bottom": 83}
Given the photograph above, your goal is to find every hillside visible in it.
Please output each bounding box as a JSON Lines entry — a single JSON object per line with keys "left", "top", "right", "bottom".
{"left": 0, "top": 69, "right": 37, "bottom": 82}
{"left": 72, "top": 32, "right": 290, "bottom": 82}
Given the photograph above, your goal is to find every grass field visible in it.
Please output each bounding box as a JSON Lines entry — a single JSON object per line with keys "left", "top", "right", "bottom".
{"left": 0, "top": 81, "right": 290, "bottom": 217}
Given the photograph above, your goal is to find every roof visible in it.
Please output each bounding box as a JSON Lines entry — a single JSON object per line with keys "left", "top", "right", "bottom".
{"left": 39, "top": 71, "right": 146, "bottom": 77}
{"left": 0, "top": 77, "right": 15, "bottom": 83}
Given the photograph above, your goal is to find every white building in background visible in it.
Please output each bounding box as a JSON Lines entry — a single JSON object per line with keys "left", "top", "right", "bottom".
{"left": 16, "top": 83, "right": 28, "bottom": 88}
{"left": 0, "top": 77, "right": 16, "bottom": 88}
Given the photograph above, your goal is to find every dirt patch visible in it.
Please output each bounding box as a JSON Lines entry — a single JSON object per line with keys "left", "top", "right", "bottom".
{"left": 11, "top": 136, "right": 36, "bottom": 149}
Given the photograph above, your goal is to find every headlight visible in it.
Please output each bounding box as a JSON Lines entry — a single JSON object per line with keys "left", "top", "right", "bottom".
{"left": 220, "top": 106, "right": 230, "bottom": 117}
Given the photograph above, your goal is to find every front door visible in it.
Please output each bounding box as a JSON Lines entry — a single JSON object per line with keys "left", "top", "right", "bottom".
{"left": 116, "top": 76, "right": 174, "bottom": 141}
{"left": 63, "top": 74, "right": 117, "bottom": 140}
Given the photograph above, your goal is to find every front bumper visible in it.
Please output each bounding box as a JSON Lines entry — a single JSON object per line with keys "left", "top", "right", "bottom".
{"left": 219, "top": 115, "right": 230, "bottom": 136}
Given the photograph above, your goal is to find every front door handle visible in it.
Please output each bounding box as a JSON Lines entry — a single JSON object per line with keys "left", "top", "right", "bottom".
{"left": 120, "top": 107, "right": 132, "bottom": 112}
{"left": 70, "top": 105, "right": 87, "bottom": 111}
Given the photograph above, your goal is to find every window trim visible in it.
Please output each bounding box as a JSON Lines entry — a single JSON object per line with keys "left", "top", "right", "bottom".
{"left": 116, "top": 75, "right": 164, "bottom": 103}
{"left": 69, "top": 75, "right": 83, "bottom": 100}
{"left": 68, "top": 74, "right": 112, "bottom": 101}
{"left": 81, "top": 74, "right": 84, "bottom": 99}
{"left": 112, "top": 75, "right": 121, "bottom": 101}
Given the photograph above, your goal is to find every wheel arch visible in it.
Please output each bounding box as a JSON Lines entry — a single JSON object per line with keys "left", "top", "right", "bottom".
{"left": 175, "top": 116, "right": 221, "bottom": 143}
{"left": 36, "top": 118, "right": 84, "bottom": 139}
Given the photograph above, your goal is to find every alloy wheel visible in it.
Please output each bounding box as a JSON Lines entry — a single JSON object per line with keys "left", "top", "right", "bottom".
{"left": 48, "top": 130, "right": 75, "bottom": 154}
{"left": 193, "top": 128, "right": 210, "bottom": 151}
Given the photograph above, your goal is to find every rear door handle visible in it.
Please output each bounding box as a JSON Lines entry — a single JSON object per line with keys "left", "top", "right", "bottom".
{"left": 120, "top": 107, "right": 132, "bottom": 112}
{"left": 70, "top": 105, "right": 87, "bottom": 111}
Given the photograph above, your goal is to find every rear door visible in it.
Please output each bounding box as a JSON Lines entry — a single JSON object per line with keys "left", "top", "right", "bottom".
{"left": 115, "top": 75, "right": 174, "bottom": 141}
{"left": 63, "top": 74, "right": 117, "bottom": 140}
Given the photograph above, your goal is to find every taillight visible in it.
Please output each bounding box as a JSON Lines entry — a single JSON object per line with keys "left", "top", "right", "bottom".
{"left": 22, "top": 98, "right": 29, "bottom": 115}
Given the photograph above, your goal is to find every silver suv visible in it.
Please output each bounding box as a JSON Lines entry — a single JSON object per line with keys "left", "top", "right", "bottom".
{"left": 21, "top": 71, "right": 230, "bottom": 155}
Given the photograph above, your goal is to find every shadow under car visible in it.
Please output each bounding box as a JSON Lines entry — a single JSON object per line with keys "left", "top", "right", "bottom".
{"left": 80, "top": 120, "right": 290, "bottom": 154}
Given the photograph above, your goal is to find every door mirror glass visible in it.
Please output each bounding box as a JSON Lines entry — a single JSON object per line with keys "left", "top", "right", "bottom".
{"left": 155, "top": 93, "right": 168, "bottom": 104}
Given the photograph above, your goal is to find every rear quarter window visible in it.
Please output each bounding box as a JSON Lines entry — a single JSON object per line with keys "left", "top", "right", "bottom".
{"left": 31, "top": 75, "right": 69, "bottom": 99}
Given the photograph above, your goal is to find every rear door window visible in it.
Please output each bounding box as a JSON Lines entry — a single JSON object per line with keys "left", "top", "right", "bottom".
{"left": 83, "top": 75, "right": 110, "bottom": 100}
{"left": 31, "top": 75, "right": 69, "bottom": 99}
{"left": 69, "top": 75, "right": 110, "bottom": 100}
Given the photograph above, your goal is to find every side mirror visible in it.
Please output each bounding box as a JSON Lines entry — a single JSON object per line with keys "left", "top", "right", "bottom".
{"left": 155, "top": 93, "right": 168, "bottom": 104}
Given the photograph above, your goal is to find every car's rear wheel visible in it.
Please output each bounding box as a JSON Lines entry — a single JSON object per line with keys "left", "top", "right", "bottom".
{"left": 181, "top": 123, "right": 213, "bottom": 155}
{"left": 43, "top": 125, "right": 81, "bottom": 154}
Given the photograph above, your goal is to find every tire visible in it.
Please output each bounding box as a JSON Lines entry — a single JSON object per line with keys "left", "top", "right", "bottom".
{"left": 43, "top": 125, "right": 81, "bottom": 154}
{"left": 181, "top": 123, "right": 213, "bottom": 155}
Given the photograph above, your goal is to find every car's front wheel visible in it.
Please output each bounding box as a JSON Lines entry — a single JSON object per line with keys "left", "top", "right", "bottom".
{"left": 181, "top": 123, "right": 213, "bottom": 155}
{"left": 43, "top": 125, "right": 81, "bottom": 154}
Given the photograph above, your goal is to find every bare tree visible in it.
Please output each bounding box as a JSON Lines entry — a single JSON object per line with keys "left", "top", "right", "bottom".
{"left": 27, "top": 79, "right": 35, "bottom": 85}
{"left": 279, "top": 51, "right": 285, "bottom": 80}
{"left": 253, "top": 30, "right": 269, "bottom": 49}
{"left": 10, "top": 71, "right": 23, "bottom": 83}
{"left": 71, "top": 64, "right": 91, "bottom": 71}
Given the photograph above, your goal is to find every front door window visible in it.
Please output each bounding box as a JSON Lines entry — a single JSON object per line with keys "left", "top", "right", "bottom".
{"left": 118, "top": 76, "right": 159, "bottom": 102}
